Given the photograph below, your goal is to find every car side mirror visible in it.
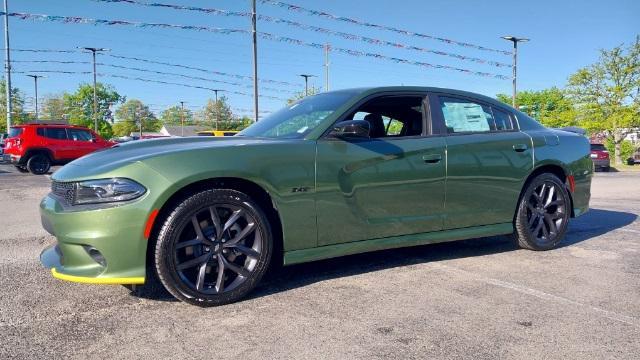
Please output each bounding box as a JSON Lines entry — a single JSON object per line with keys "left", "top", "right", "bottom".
{"left": 329, "top": 120, "right": 370, "bottom": 139}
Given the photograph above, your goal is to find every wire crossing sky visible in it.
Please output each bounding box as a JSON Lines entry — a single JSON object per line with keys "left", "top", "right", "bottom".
{"left": 5, "top": 0, "right": 638, "bottom": 117}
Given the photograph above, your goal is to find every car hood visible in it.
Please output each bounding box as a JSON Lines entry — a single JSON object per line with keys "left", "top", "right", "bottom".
{"left": 53, "top": 136, "right": 284, "bottom": 180}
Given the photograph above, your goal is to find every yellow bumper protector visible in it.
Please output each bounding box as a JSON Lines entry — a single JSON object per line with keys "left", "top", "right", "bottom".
{"left": 51, "top": 268, "right": 145, "bottom": 285}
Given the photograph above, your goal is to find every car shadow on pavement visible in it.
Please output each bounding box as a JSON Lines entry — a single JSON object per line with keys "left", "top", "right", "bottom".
{"left": 131, "top": 208, "right": 637, "bottom": 304}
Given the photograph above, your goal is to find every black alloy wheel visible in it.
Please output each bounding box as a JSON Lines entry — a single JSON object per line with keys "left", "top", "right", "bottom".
{"left": 155, "top": 189, "right": 272, "bottom": 306}
{"left": 514, "top": 173, "right": 571, "bottom": 250}
{"left": 27, "top": 154, "right": 51, "bottom": 175}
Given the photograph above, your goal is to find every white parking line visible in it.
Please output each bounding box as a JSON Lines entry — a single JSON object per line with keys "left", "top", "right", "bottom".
{"left": 432, "top": 263, "right": 639, "bottom": 327}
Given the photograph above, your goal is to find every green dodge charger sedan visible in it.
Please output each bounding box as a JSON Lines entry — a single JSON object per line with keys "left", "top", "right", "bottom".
{"left": 40, "top": 87, "right": 593, "bottom": 306}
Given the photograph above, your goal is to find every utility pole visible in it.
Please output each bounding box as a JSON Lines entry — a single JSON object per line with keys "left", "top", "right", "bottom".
{"left": 501, "top": 36, "right": 529, "bottom": 108}
{"left": 299, "top": 74, "right": 315, "bottom": 96}
{"left": 324, "top": 44, "right": 330, "bottom": 92}
{"left": 211, "top": 89, "right": 224, "bottom": 130}
{"left": 78, "top": 47, "right": 109, "bottom": 132}
{"left": 26, "top": 74, "right": 44, "bottom": 121}
{"left": 251, "top": 0, "right": 259, "bottom": 122}
{"left": 179, "top": 101, "right": 185, "bottom": 136}
{"left": 4, "top": 0, "right": 12, "bottom": 131}
{"left": 137, "top": 103, "right": 142, "bottom": 138}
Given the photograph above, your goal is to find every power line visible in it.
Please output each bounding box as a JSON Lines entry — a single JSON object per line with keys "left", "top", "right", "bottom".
{"left": 12, "top": 69, "right": 289, "bottom": 101}
{"left": 7, "top": 48, "right": 298, "bottom": 86}
{"left": 11, "top": 59, "right": 296, "bottom": 94}
{"left": 1, "top": 13, "right": 509, "bottom": 79}
{"left": 92, "top": 0, "right": 510, "bottom": 68}
{"left": 260, "top": 0, "right": 511, "bottom": 55}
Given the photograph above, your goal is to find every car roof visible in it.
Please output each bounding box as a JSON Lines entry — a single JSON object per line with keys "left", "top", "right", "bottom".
{"left": 17, "top": 123, "right": 91, "bottom": 129}
{"left": 343, "top": 86, "right": 508, "bottom": 107}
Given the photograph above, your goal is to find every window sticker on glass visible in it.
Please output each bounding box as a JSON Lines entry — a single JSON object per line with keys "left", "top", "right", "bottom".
{"left": 441, "top": 101, "right": 491, "bottom": 132}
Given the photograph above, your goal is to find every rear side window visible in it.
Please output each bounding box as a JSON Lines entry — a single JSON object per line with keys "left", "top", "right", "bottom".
{"left": 68, "top": 129, "right": 93, "bottom": 141}
{"left": 492, "top": 108, "right": 515, "bottom": 131}
{"left": 590, "top": 144, "right": 606, "bottom": 151}
{"left": 440, "top": 97, "right": 494, "bottom": 133}
{"left": 9, "top": 127, "right": 23, "bottom": 137}
{"left": 45, "top": 128, "right": 68, "bottom": 140}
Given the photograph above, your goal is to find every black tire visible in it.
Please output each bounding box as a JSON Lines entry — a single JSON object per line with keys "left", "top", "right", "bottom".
{"left": 514, "top": 173, "right": 571, "bottom": 251}
{"left": 26, "top": 153, "right": 51, "bottom": 175}
{"left": 154, "top": 189, "right": 273, "bottom": 306}
{"left": 603, "top": 166, "right": 610, "bottom": 172}
{"left": 14, "top": 165, "right": 29, "bottom": 173}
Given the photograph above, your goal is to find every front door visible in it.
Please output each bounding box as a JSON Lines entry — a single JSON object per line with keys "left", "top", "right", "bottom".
{"left": 315, "top": 94, "right": 446, "bottom": 246}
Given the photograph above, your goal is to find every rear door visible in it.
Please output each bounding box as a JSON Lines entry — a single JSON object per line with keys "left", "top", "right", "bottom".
{"left": 432, "top": 94, "right": 533, "bottom": 229}
{"left": 43, "top": 127, "right": 72, "bottom": 161}
{"left": 315, "top": 93, "right": 446, "bottom": 246}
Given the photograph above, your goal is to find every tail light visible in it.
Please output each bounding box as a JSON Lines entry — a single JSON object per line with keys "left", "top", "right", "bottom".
{"left": 601, "top": 151, "right": 609, "bottom": 159}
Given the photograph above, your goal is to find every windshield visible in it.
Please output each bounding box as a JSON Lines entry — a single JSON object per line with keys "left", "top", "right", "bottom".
{"left": 8, "top": 127, "right": 23, "bottom": 138}
{"left": 239, "top": 90, "right": 358, "bottom": 139}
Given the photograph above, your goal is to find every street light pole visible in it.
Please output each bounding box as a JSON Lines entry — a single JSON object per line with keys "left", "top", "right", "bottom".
{"left": 211, "top": 89, "right": 224, "bottom": 130}
{"left": 26, "top": 74, "right": 44, "bottom": 121}
{"left": 299, "top": 74, "right": 315, "bottom": 96}
{"left": 501, "top": 36, "right": 529, "bottom": 108}
{"left": 179, "top": 101, "right": 185, "bottom": 136}
{"left": 78, "top": 47, "right": 109, "bottom": 132}
{"left": 251, "top": 0, "right": 259, "bottom": 122}
{"left": 4, "top": 0, "right": 12, "bottom": 132}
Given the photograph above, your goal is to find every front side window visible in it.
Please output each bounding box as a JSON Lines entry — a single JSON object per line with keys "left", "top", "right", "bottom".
{"left": 347, "top": 96, "right": 424, "bottom": 138}
{"left": 440, "top": 97, "right": 495, "bottom": 134}
{"left": 45, "top": 128, "right": 68, "bottom": 140}
{"left": 68, "top": 129, "right": 93, "bottom": 141}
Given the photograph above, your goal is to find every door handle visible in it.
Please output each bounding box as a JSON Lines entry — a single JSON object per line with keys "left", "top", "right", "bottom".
{"left": 422, "top": 154, "right": 442, "bottom": 163}
{"left": 513, "top": 144, "right": 528, "bottom": 152}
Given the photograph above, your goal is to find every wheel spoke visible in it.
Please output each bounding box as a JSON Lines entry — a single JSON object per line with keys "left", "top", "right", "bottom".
{"left": 209, "top": 206, "right": 222, "bottom": 240}
{"left": 544, "top": 213, "right": 558, "bottom": 235}
{"left": 231, "top": 244, "right": 260, "bottom": 259}
{"left": 221, "top": 256, "right": 250, "bottom": 278}
{"left": 545, "top": 185, "right": 555, "bottom": 206}
{"left": 532, "top": 218, "right": 544, "bottom": 237}
{"left": 191, "top": 216, "right": 206, "bottom": 241}
{"left": 541, "top": 219, "right": 550, "bottom": 239}
{"left": 528, "top": 213, "right": 539, "bottom": 227}
{"left": 177, "top": 253, "right": 210, "bottom": 271}
{"left": 224, "top": 222, "right": 256, "bottom": 247}
{"left": 175, "top": 238, "right": 202, "bottom": 250}
{"left": 215, "top": 255, "right": 225, "bottom": 293}
{"left": 223, "top": 209, "right": 243, "bottom": 233}
{"left": 195, "top": 262, "right": 207, "bottom": 291}
{"left": 544, "top": 199, "right": 564, "bottom": 209}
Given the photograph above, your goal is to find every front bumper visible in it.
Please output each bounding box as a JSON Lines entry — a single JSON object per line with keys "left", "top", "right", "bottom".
{"left": 2, "top": 153, "right": 19, "bottom": 164}
{"left": 39, "top": 193, "right": 154, "bottom": 284}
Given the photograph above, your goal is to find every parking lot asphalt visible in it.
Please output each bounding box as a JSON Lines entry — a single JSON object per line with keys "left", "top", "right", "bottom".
{"left": 0, "top": 163, "right": 638, "bottom": 359}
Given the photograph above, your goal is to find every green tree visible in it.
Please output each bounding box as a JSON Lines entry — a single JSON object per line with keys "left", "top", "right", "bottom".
{"left": 496, "top": 87, "right": 578, "bottom": 128}
{"left": 40, "top": 94, "right": 66, "bottom": 121}
{"left": 62, "top": 82, "right": 124, "bottom": 139}
{"left": 202, "top": 95, "right": 235, "bottom": 130}
{"left": 567, "top": 37, "right": 640, "bottom": 164}
{"left": 0, "top": 80, "right": 28, "bottom": 133}
{"left": 287, "top": 85, "right": 321, "bottom": 105}
{"left": 160, "top": 105, "right": 193, "bottom": 125}
{"left": 113, "top": 99, "right": 161, "bottom": 137}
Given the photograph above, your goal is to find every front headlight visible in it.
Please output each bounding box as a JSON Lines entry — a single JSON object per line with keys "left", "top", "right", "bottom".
{"left": 73, "top": 178, "right": 146, "bottom": 205}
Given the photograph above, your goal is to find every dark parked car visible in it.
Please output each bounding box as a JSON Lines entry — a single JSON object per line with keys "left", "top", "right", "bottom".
{"left": 590, "top": 143, "right": 610, "bottom": 171}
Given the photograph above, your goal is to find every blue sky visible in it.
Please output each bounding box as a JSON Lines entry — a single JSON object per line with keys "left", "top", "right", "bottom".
{"left": 6, "top": 0, "right": 639, "bottom": 118}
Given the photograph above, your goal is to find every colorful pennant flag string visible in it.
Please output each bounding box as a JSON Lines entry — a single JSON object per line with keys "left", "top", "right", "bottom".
{"left": 260, "top": 0, "right": 511, "bottom": 56}
{"left": 92, "top": 0, "right": 510, "bottom": 68}
{"left": 3, "top": 13, "right": 510, "bottom": 80}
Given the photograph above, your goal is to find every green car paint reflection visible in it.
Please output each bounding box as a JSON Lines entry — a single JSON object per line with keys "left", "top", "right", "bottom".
{"left": 39, "top": 87, "right": 592, "bottom": 306}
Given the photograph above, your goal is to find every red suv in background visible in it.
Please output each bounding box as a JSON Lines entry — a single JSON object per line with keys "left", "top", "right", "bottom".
{"left": 590, "top": 143, "right": 610, "bottom": 172}
{"left": 3, "top": 123, "right": 114, "bottom": 174}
